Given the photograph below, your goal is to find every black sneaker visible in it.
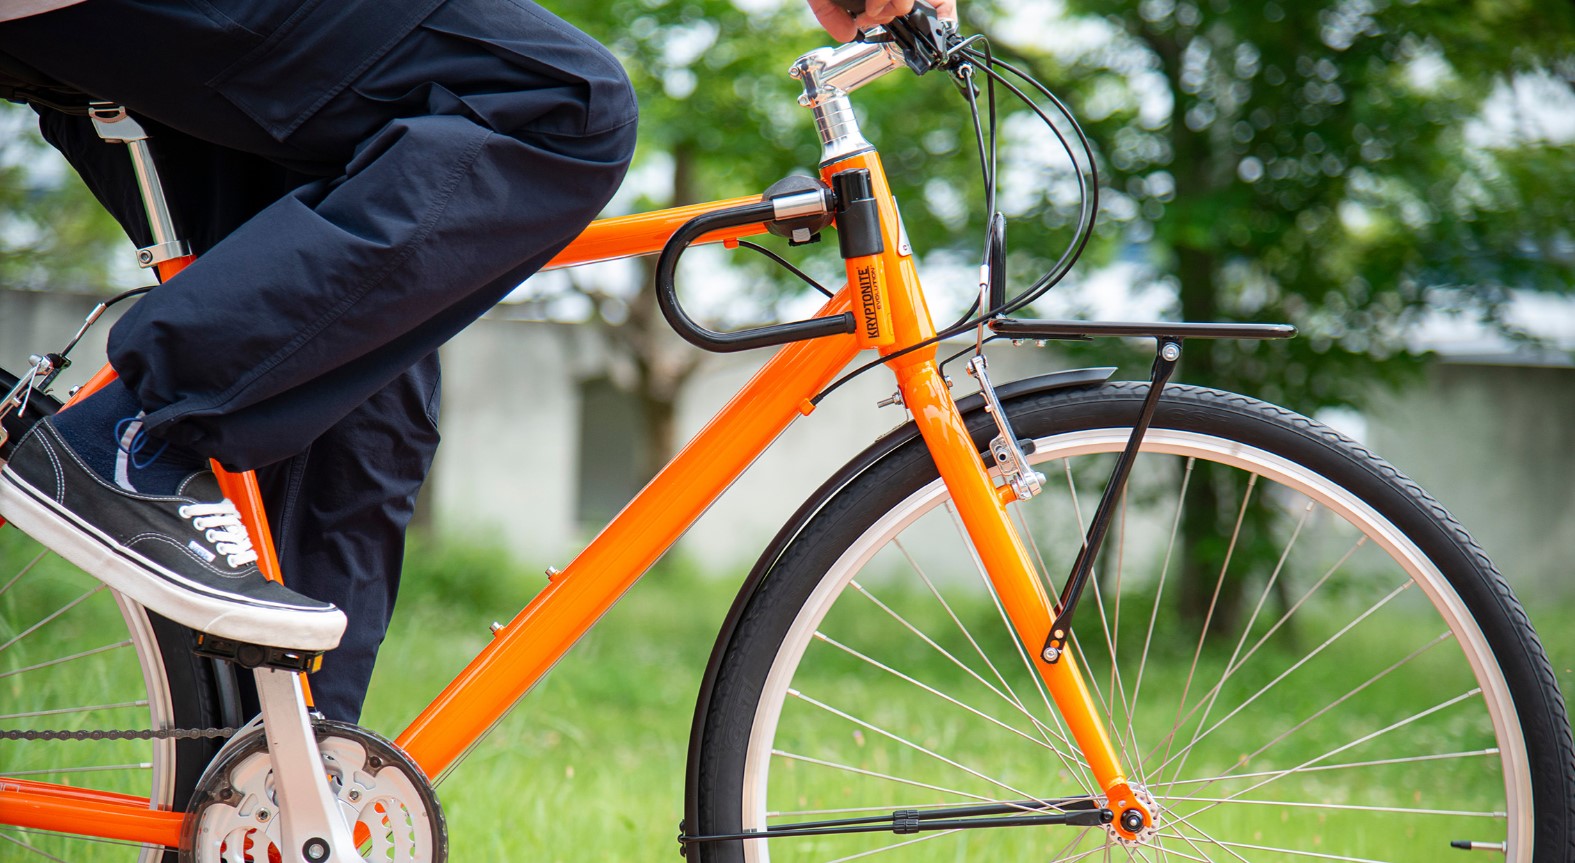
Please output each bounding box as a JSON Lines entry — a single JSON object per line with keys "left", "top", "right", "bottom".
{"left": 0, "top": 418, "right": 346, "bottom": 651}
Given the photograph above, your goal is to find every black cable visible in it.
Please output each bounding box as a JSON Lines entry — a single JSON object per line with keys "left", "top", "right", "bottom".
{"left": 102, "top": 285, "right": 155, "bottom": 307}
{"left": 961, "top": 51, "right": 1101, "bottom": 315}
{"left": 806, "top": 49, "right": 1102, "bottom": 403}
{"left": 810, "top": 42, "right": 1105, "bottom": 407}
{"left": 736, "top": 240, "right": 834, "bottom": 298}
{"left": 937, "top": 336, "right": 994, "bottom": 383}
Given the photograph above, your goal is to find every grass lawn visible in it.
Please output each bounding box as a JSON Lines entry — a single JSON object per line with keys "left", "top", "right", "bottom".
{"left": 5, "top": 530, "right": 1574, "bottom": 861}
{"left": 356, "top": 539, "right": 1575, "bottom": 862}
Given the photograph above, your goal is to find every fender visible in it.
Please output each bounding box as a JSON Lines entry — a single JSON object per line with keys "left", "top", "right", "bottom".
{"left": 681, "top": 365, "right": 1115, "bottom": 840}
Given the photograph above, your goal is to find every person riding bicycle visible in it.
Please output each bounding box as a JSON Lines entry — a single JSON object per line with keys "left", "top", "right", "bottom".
{"left": 0, "top": 0, "right": 948, "bottom": 723}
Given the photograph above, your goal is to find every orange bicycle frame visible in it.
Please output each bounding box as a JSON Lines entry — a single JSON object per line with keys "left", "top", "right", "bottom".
{"left": 2, "top": 70, "right": 1151, "bottom": 858}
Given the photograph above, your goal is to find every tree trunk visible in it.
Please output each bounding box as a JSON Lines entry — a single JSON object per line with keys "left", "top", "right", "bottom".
{"left": 608, "top": 140, "right": 703, "bottom": 481}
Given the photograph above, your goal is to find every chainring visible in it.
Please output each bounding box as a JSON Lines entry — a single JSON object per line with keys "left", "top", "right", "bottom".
{"left": 179, "top": 719, "right": 446, "bottom": 863}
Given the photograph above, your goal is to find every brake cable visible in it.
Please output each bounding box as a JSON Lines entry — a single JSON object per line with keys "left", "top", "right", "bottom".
{"left": 809, "top": 37, "right": 1103, "bottom": 406}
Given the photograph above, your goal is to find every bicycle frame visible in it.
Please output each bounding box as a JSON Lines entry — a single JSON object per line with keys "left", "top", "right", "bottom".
{"left": 0, "top": 38, "right": 1151, "bottom": 852}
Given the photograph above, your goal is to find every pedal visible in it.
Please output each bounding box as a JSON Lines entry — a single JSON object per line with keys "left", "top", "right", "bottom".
{"left": 195, "top": 634, "right": 324, "bottom": 673}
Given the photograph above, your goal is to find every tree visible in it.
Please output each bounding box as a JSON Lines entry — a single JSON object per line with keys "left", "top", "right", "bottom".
{"left": 527, "top": 0, "right": 1010, "bottom": 486}
{"left": 961, "top": 0, "right": 1575, "bottom": 628}
{"left": 0, "top": 102, "right": 127, "bottom": 293}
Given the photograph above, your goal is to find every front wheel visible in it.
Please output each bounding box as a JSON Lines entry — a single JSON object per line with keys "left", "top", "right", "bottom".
{"left": 692, "top": 382, "right": 1574, "bottom": 862}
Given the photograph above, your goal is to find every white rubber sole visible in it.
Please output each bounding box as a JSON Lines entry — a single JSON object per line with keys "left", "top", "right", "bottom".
{"left": 0, "top": 468, "right": 345, "bottom": 652}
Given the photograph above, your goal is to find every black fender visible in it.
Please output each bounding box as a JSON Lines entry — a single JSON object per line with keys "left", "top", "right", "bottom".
{"left": 681, "top": 365, "right": 1115, "bottom": 840}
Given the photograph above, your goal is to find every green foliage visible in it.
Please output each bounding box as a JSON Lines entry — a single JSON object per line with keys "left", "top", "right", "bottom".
{"left": 995, "top": 0, "right": 1575, "bottom": 410}
{"left": 0, "top": 101, "right": 127, "bottom": 293}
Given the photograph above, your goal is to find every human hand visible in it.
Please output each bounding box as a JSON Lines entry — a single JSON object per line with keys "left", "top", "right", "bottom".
{"left": 807, "top": 0, "right": 958, "bottom": 43}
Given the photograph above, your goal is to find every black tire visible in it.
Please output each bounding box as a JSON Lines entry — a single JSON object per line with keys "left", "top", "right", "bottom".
{"left": 693, "top": 382, "right": 1574, "bottom": 862}
{"left": 1, "top": 367, "right": 234, "bottom": 862}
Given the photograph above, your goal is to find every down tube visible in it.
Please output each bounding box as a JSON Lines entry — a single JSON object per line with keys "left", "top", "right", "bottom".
{"left": 397, "top": 303, "right": 861, "bottom": 778}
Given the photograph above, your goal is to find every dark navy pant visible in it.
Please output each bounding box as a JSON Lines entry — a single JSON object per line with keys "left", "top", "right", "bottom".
{"left": 0, "top": 0, "right": 637, "bottom": 722}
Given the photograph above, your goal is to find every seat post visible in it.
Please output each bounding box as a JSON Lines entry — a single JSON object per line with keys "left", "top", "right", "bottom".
{"left": 86, "top": 102, "right": 191, "bottom": 270}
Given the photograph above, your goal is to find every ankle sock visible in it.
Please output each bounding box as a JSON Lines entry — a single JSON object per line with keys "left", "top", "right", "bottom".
{"left": 50, "top": 379, "right": 208, "bottom": 495}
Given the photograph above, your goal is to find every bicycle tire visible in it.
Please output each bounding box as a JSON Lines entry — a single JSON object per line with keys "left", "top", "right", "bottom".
{"left": 692, "top": 381, "right": 1574, "bottom": 862}
{"left": 0, "top": 366, "right": 233, "bottom": 863}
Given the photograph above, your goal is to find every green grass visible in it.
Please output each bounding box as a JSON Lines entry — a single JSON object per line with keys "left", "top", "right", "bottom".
{"left": 358, "top": 542, "right": 734, "bottom": 862}
{"left": 359, "top": 539, "right": 1567, "bottom": 861}
{"left": 6, "top": 530, "right": 1575, "bottom": 861}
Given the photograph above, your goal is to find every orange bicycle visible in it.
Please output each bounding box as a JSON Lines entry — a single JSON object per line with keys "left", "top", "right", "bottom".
{"left": 3, "top": 6, "right": 1573, "bottom": 862}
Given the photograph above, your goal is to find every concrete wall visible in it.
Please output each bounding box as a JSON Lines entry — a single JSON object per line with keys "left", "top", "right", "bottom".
{"left": 1362, "top": 363, "right": 1575, "bottom": 594}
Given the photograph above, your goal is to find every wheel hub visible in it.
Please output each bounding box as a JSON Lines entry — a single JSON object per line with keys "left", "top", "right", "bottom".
{"left": 1109, "top": 786, "right": 1159, "bottom": 846}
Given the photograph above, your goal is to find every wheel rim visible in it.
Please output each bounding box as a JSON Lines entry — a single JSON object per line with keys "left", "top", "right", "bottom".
{"left": 738, "top": 427, "right": 1531, "bottom": 862}
{"left": 0, "top": 533, "right": 180, "bottom": 862}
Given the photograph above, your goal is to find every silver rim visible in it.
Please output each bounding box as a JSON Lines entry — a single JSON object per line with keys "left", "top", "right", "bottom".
{"left": 738, "top": 427, "right": 1531, "bottom": 862}
{"left": 0, "top": 538, "right": 180, "bottom": 862}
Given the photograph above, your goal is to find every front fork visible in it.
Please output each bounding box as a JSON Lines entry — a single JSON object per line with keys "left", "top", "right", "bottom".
{"left": 893, "top": 357, "right": 1154, "bottom": 840}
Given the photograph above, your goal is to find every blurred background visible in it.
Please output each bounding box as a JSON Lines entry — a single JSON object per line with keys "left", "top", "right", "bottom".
{"left": 2, "top": 1, "right": 1573, "bottom": 856}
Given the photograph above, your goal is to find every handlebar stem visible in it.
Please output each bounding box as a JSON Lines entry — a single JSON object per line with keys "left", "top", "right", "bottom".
{"left": 790, "top": 39, "right": 905, "bottom": 165}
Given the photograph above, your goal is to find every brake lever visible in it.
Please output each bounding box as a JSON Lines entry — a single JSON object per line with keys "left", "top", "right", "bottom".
{"left": 883, "top": 2, "right": 961, "bottom": 76}
{"left": 830, "top": 0, "right": 960, "bottom": 76}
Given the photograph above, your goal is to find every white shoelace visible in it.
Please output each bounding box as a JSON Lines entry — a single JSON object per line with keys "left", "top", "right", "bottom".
{"left": 177, "top": 502, "right": 260, "bottom": 568}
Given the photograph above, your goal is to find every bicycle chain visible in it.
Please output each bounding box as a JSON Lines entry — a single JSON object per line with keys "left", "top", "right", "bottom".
{"left": 1, "top": 726, "right": 237, "bottom": 741}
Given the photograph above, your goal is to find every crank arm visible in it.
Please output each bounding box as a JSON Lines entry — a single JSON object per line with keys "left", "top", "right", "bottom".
{"left": 254, "top": 669, "right": 360, "bottom": 863}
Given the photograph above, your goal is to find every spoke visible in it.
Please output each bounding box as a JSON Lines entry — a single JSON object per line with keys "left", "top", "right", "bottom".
{"left": 789, "top": 688, "right": 1054, "bottom": 807}
{"left": 0, "top": 829, "right": 74, "bottom": 863}
{"left": 0, "top": 549, "right": 50, "bottom": 598}
{"left": 1165, "top": 500, "right": 1314, "bottom": 788}
{"left": 1129, "top": 457, "right": 1193, "bottom": 777}
{"left": 1151, "top": 592, "right": 1436, "bottom": 781}
{"left": 771, "top": 750, "right": 1002, "bottom": 806}
{"left": 892, "top": 539, "right": 1048, "bottom": 742}
{"left": 6, "top": 763, "right": 152, "bottom": 777}
{"left": 849, "top": 579, "right": 1073, "bottom": 755}
{"left": 813, "top": 631, "right": 1065, "bottom": 754}
{"left": 1048, "top": 829, "right": 1104, "bottom": 863}
{"left": 1110, "top": 488, "right": 1127, "bottom": 747}
{"left": 1160, "top": 475, "right": 1257, "bottom": 782}
{"left": 1158, "top": 747, "right": 1500, "bottom": 787}
{"left": 1162, "top": 833, "right": 1393, "bottom": 863}
{"left": 1046, "top": 460, "right": 1143, "bottom": 784}
{"left": 820, "top": 828, "right": 963, "bottom": 863}
{"left": 1163, "top": 689, "right": 1484, "bottom": 830}
{"left": 0, "top": 640, "right": 133, "bottom": 680}
{"left": 1166, "top": 816, "right": 1253, "bottom": 863}
{"left": 1161, "top": 633, "right": 1454, "bottom": 803}
{"left": 1160, "top": 824, "right": 1228, "bottom": 863}
{"left": 1138, "top": 838, "right": 1213, "bottom": 863}
{"left": 0, "top": 701, "right": 149, "bottom": 721}
{"left": 2, "top": 825, "right": 169, "bottom": 853}
{"left": 1145, "top": 535, "right": 1369, "bottom": 764}
{"left": 943, "top": 501, "right": 1097, "bottom": 795}
{"left": 1173, "top": 796, "right": 1503, "bottom": 818}
{"left": 0, "top": 584, "right": 109, "bottom": 654}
